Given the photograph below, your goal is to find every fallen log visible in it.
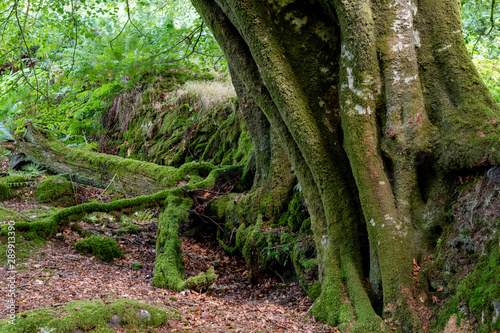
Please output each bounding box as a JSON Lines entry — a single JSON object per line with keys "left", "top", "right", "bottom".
{"left": 0, "top": 123, "right": 216, "bottom": 195}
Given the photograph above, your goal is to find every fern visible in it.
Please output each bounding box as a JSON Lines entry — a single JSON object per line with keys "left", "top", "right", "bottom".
{"left": 8, "top": 163, "right": 45, "bottom": 179}
{"left": 20, "top": 162, "right": 45, "bottom": 176}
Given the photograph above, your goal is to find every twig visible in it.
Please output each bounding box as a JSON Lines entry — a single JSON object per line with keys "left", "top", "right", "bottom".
{"left": 303, "top": 299, "right": 317, "bottom": 320}
{"left": 268, "top": 318, "right": 288, "bottom": 329}
{"left": 96, "top": 173, "right": 118, "bottom": 202}
{"left": 185, "top": 252, "right": 205, "bottom": 269}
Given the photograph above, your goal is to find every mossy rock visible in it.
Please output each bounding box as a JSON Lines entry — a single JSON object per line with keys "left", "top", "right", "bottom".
{"left": 0, "top": 298, "right": 178, "bottom": 332}
{"left": 35, "top": 176, "right": 75, "bottom": 207}
{"left": 434, "top": 236, "right": 500, "bottom": 332}
{"left": 75, "top": 235, "right": 123, "bottom": 262}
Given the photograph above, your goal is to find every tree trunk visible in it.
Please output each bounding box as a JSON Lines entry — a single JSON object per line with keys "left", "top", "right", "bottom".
{"left": 190, "top": 0, "right": 500, "bottom": 330}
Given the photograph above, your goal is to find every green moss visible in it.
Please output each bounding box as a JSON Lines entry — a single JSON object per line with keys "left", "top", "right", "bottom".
{"left": 152, "top": 194, "right": 190, "bottom": 291}
{"left": 0, "top": 188, "right": 174, "bottom": 238}
{"left": 0, "top": 207, "right": 28, "bottom": 223}
{"left": 278, "top": 191, "right": 309, "bottom": 232}
{"left": 0, "top": 175, "right": 30, "bottom": 193}
{"left": 0, "top": 298, "right": 178, "bottom": 332}
{"left": 111, "top": 76, "right": 239, "bottom": 169}
{"left": 0, "top": 234, "right": 45, "bottom": 265}
{"left": 299, "top": 217, "right": 312, "bottom": 235}
{"left": 115, "top": 222, "right": 140, "bottom": 235}
{"left": 434, "top": 235, "right": 500, "bottom": 332}
{"left": 0, "top": 182, "right": 12, "bottom": 201}
{"left": 132, "top": 263, "right": 143, "bottom": 270}
{"left": 222, "top": 244, "right": 237, "bottom": 255}
{"left": 311, "top": 278, "right": 349, "bottom": 325}
{"left": 75, "top": 235, "right": 123, "bottom": 262}
{"left": 308, "top": 281, "right": 321, "bottom": 301}
{"left": 35, "top": 176, "right": 75, "bottom": 207}
{"left": 291, "top": 239, "right": 319, "bottom": 300}
{"left": 184, "top": 266, "right": 218, "bottom": 292}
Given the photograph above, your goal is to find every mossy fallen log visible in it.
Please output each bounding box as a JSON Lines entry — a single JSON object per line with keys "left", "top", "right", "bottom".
{"left": 0, "top": 123, "right": 218, "bottom": 195}
{"left": 0, "top": 189, "right": 172, "bottom": 237}
{"left": 152, "top": 191, "right": 220, "bottom": 290}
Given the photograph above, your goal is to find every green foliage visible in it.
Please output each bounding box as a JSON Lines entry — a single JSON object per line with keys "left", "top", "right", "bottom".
{"left": 461, "top": 1, "right": 500, "bottom": 103}
{"left": 0, "top": 0, "right": 226, "bottom": 142}
{"left": 75, "top": 235, "right": 123, "bottom": 262}
{"left": 462, "top": 0, "right": 500, "bottom": 59}
{"left": 2, "top": 174, "right": 31, "bottom": 189}
{"left": 19, "top": 162, "right": 45, "bottom": 176}
{"left": 474, "top": 58, "right": 500, "bottom": 103}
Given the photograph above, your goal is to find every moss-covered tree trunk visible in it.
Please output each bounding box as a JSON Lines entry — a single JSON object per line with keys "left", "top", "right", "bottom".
{"left": 191, "top": 0, "right": 500, "bottom": 330}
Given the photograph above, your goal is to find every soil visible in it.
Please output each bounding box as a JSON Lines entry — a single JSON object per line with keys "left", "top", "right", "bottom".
{"left": 0, "top": 158, "right": 335, "bottom": 332}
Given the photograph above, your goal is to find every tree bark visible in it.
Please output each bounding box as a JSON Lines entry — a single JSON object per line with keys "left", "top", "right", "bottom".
{"left": 190, "top": 0, "right": 500, "bottom": 330}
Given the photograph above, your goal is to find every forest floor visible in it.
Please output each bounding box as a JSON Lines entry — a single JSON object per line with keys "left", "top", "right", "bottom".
{"left": 0, "top": 158, "right": 335, "bottom": 332}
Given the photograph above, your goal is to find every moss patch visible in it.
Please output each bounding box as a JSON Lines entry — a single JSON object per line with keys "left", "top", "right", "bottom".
{"left": 185, "top": 266, "right": 218, "bottom": 292}
{"left": 75, "top": 235, "right": 123, "bottom": 262}
{"left": 0, "top": 233, "right": 45, "bottom": 265}
{"left": 278, "top": 190, "right": 310, "bottom": 232}
{"left": 0, "top": 298, "right": 178, "bottom": 332}
{"left": 0, "top": 207, "right": 28, "bottom": 223}
{"left": 433, "top": 235, "right": 500, "bottom": 332}
{"left": 152, "top": 193, "right": 190, "bottom": 290}
{"left": 0, "top": 182, "right": 12, "bottom": 201}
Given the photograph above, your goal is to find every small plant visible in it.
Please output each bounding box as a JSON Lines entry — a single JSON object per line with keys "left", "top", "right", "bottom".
{"left": 132, "top": 263, "right": 143, "bottom": 270}
{"left": 19, "top": 162, "right": 45, "bottom": 176}
{"left": 133, "top": 209, "right": 156, "bottom": 223}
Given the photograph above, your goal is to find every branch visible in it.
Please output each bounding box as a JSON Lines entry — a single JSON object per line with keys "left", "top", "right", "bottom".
{"left": 489, "top": 0, "right": 497, "bottom": 34}
{"left": 13, "top": 0, "right": 47, "bottom": 99}
{"left": 125, "top": 0, "right": 146, "bottom": 38}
